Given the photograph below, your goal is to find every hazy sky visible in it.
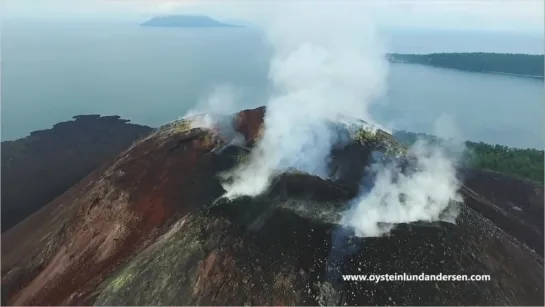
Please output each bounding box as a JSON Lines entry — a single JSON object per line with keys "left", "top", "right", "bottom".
{"left": 2, "top": 0, "right": 544, "bottom": 34}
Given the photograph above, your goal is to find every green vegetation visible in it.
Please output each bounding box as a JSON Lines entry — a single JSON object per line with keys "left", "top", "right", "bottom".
{"left": 393, "top": 130, "right": 544, "bottom": 183}
{"left": 467, "top": 142, "right": 544, "bottom": 183}
{"left": 389, "top": 53, "right": 544, "bottom": 78}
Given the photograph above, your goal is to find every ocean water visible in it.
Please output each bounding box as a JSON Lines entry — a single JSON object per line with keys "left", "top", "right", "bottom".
{"left": 2, "top": 20, "right": 543, "bottom": 149}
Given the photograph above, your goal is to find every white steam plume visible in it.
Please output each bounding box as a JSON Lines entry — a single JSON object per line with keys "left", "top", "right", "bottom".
{"left": 341, "top": 113, "right": 466, "bottom": 238}
{"left": 183, "top": 85, "right": 245, "bottom": 145}
{"left": 222, "top": 1, "right": 389, "bottom": 198}
{"left": 188, "top": 1, "right": 464, "bottom": 237}
{"left": 343, "top": 139, "right": 463, "bottom": 237}
{"left": 184, "top": 85, "right": 240, "bottom": 129}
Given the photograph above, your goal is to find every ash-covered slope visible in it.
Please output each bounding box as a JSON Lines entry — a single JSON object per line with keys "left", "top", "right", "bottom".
{"left": 2, "top": 107, "right": 543, "bottom": 306}
{"left": 1, "top": 115, "right": 153, "bottom": 232}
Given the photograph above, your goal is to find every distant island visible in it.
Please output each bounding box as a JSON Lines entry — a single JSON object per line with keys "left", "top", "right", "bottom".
{"left": 141, "top": 15, "right": 242, "bottom": 28}
{"left": 388, "top": 53, "right": 544, "bottom": 79}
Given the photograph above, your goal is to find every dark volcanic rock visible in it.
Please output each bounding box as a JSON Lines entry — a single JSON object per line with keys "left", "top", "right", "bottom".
{"left": 1, "top": 116, "right": 153, "bottom": 232}
{"left": 327, "top": 135, "right": 545, "bottom": 257}
{"left": 459, "top": 168, "right": 544, "bottom": 256}
{"left": 93, "top": 197, "right": 543, "bottom": 306}
{"left": 2, "top": 107, "right": 543, "bottom": 306}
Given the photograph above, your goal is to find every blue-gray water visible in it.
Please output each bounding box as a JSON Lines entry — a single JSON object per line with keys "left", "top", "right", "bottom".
{"left": 2, "top": 21, "right": 544, "bottom": 149}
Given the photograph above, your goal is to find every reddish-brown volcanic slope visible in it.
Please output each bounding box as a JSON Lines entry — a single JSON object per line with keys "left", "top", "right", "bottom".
{"left": 1, "top": 114, "right": 247, "bottom": 304}
{"left": 2, "top": 106, "right": 543, "bottom": 305}
{"left": 1, "top": 115, "right": 153, "bottom": 232}
{"left": 2, "top": 107, "right": 267, "bottom": 305}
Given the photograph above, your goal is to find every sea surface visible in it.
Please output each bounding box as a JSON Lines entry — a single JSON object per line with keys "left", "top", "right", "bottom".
{"left": 2, "top": 21, "right": 544, "bottom": 149}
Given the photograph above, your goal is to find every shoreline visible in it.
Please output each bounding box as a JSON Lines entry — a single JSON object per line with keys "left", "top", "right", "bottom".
{"left": 481, "top": 70, "right": 544, "bottom": 79}
{"left": 389, "top": 60, "right": 544, "bottom": 80}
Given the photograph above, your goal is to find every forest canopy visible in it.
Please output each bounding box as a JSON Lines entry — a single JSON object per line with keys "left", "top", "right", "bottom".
{"left": 393, "top": 130, "right": 544, "bottom": 183}
{"left": 388, "top": 53, "right": 544, "bottom": 78}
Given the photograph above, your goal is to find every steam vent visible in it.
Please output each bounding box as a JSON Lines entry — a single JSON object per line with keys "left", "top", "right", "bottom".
{"left": 2, "top": 106, "right": 543, "bottom": 306}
